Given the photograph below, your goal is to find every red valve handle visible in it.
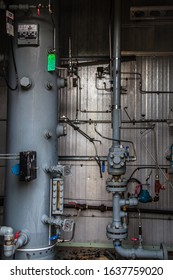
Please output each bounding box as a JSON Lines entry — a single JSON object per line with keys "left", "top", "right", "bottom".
{"left": 37, "top": 4, "right": 42, "bottom": 16}
{"left": 14, "top": 230, "right": 21, "bottom": 239}
{"left": 37, "top": 8, "right": 40, "bottom": 16}
{"left": 131, "top": 237, "right": 139, "bottom": 242}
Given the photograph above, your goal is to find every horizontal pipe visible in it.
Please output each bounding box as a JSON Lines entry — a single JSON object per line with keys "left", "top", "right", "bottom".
{"left": 59, "top": 156, "right": 107, "bottom": 161}
{"left": 1, "top": 196, "right": 173, "bottom": 215}
{"left": 114, "top": 241, "right": 166, "bottom": 260}
{"left": 64, "top": 203, "right": 173, "bottom": 215}
{"left": 60, "top": 56, "right": 136, "bottom": 64}
{"left": 60, "top": 119, "right": 168, "bottom": 124}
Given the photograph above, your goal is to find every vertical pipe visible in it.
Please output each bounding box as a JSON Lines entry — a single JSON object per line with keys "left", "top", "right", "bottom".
{"left": 112, "top": 0, "right": 121, "bottom": 146}
{"left": 112, "top": 194, "right": 121, "bottom": 227}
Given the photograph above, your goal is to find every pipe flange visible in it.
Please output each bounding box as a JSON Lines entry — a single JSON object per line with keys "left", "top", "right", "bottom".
{"left": 106, "top": 180, "right": 127, "bottom": 187}
{"left": 106, "top": 179, "right": 127, "bottom": 193}
{"left": 106, "top": 186, "right": 127, "bottom": 193}
{"left": 106, "top": 230, "right": 128, "bottom": 240}
{"left": 106, "top": 224, "right": 128, "bottom": 240}
{"left": 160, "top": 243, "right": 168, "bottom": 260}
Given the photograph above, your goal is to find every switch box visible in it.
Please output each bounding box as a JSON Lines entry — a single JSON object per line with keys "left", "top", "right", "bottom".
{"left": 19, "top": 151, "right": 37, "bottom": 182}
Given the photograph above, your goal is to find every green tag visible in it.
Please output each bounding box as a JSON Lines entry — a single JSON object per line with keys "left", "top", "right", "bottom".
{"left": 47, "top": 53, "right": 56, "bottom": 71}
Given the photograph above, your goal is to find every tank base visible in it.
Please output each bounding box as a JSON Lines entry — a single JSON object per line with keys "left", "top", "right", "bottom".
{"left": 14, "top": 245, "right": 57, "bottom": 260}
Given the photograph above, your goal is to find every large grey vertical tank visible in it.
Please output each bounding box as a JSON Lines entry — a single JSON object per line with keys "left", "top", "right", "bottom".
{"left": 4, "top": 0, "right": 59, "bottom": 260}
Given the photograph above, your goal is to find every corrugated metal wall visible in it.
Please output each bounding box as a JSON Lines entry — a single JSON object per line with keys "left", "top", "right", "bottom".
{"left": 59, "top": 0, "right": 173, "bottom": 57}
{"left": 0, "top": 78, "right": 7, "bottom": 225}
{"left": 59, "top": 57, "right": 173, "bottom": 247}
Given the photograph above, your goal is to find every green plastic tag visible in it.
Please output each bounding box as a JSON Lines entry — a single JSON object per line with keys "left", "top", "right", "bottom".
{"left": 47, "top": 53, "right": 56, "bottom": 71}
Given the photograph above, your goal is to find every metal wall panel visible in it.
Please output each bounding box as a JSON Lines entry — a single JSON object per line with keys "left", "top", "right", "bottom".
{"left": 0, "top": 78, "right": 7, "bottom": 224}
{"left": 59, "top": 0, "right": 173, "bottom": 57}
{"left": 59, "top": 57, "right": 173, "bottom": 247}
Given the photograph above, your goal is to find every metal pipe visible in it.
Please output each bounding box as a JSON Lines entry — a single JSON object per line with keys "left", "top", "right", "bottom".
{"left": 60, "top": 119, "right": 168, "bottom": 124}
{"left": 0, "top": 226, "right": 14, "bottom": 258}
{"left": 0, "top": 226, "right": 13, "bottom": 236}
{"left": 15, "top": 230, "right": 30, "bottom": 250}
{"left": 60, "top": 156, "right": 107, "bottom": 161}
{"left": 112, "top": 0, "right": 121, "bottom": 145}
{"left": 105, "top": 0, "right": 168, "bottom": 260}
{"left": 64, "top": 204, "right": 173, "bottom": 215}
{"left": 114, "top": 241, "right": 167, "bottom": 260}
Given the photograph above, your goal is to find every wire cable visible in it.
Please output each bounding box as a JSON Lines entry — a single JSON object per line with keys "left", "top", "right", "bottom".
{"left": 3, "top": 37, "right": 18, "bottom": 91}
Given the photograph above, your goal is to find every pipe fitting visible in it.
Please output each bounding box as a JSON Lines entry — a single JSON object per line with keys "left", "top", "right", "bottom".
{"left": 56, "top": 124, "right": 67, "bottom": 138}
{"left": 15, "top": 229, "right": 30, "bottom": 249}
{"left": 42, "top": 214, "right": 63, "bottom": 227}
{"left": 44, "top": 130, "right": 53, "bottom": 139}
{"left": 57, "top": 77, "right": 67, "bottom": 89}
{"left": 0, "top": 226, "right": 13, "bottom": 236}
{"left": 114, "top": 241, "right": 168, "bottom": 260}
{"left": 0, "top": 226, "right": 14, "bottom": 258}
{"left": 3, "top": 245, "right": 14, "bottom": 258}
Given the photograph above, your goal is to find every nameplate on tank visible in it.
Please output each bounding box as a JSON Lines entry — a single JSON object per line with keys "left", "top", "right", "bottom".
{"left": 17, "top": 24, "right": 39, "bottom": 46}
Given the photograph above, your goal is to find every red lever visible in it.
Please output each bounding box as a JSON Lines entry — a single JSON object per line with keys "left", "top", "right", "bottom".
{"left": 14, "top": 231, "right": 21, "bottom": 240}
{"left": 37, "top": 4, "right": 42, "bottom": 16}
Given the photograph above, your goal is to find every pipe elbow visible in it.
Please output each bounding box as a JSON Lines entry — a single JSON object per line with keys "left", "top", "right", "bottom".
{"left": 114, "top": 242, "right": 167, "bottom": 260}
{"left": 114, "top": 242, "right": 133, "bottom": 259}
{"left": 0, "top": 226, "right": 13, "bottom": 236}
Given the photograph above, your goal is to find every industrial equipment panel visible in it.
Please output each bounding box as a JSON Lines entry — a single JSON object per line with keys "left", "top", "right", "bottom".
{"left": 17, "top": 24, "right": 39, "bottom": 46}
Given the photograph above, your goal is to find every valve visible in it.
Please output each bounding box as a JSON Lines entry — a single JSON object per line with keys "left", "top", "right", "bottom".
{"left": 153, "top": 175, "right": 165, "bottom": 202}
{"left": 14, "top": 230, "right": 21, "bottom": 240}
{"left": 50, "top": 235, "right": 59, "bottom": 241}
{"left": 131, "top": 237, "right": 139, "bottom": 242}
{"left": 138, "top": 188, "right": 152, "bottom": 203}
{"left": 37, "top": 4, "right": 42, "bottom": 16}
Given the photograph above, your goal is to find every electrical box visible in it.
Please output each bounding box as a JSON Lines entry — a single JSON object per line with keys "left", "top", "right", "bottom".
{"left": 19, "top": 151, "right": 37, "bottom": 182}
{"left": 17, "top": 24, "right": 39, "bottom": 46}
{"left": 51, "top": 178, "right": 63, "bottom": 215}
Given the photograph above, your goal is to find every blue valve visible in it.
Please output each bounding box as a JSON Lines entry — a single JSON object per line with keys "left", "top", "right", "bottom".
{"left": 138, "top": 189, "right": 152, "bottom": 203}
{"left": 11, "top": 164, "right": 20, "bottom": 176}
{"left": 49, "top": 235, "right": 59, "bottom": 241}
{"left": 101, "top": 161, "right": 105, "bottom": 173}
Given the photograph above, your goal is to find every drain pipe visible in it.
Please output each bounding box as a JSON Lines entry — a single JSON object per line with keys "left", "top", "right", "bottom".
{"left": 106, "top": 0, "right": 168, "bottom": 260}
{"left": 0, "top": 226, "right": 14, "bottom": 258}
{"left": 0, "top": 226, "right": 30, "bottom": 258}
